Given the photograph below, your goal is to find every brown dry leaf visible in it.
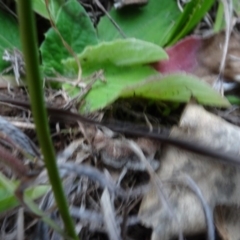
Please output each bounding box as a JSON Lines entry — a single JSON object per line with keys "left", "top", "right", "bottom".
{"left": 196, "top": 31, "right": 240, "bottom": 83}
{"left": 139, "top": 104, "right": 240, "bottom": 240}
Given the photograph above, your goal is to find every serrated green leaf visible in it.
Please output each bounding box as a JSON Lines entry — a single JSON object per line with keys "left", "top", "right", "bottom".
{"left": 166, "top": 0, "right": 215, "bottom": 45}
{"left": 40, "top": 0, "right": 98, "bottom": 75}
{"left": 121, "top": 73, "right": 230, "bottom": 107}
{"left": 97, "top": 0, "right": 180, "bottom": 46}
{"left": 0, "top": 9, "right": 21, "bottom": 71}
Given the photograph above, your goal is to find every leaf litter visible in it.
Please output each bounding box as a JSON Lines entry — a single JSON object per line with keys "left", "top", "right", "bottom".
{"left": 1, "top": 0, "right": 240, "bottom": 240}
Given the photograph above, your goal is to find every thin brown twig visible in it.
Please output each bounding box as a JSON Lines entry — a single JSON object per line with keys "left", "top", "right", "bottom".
{"left": 1, "top": 97, "right": 240, "bottom": 166}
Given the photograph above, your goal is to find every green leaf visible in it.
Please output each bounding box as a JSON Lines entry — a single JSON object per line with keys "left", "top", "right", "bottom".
{"left": 32, "top": 0, "right": 49, "bottom": 19}
{"left": 0, "top": 173, "right": 49, "bottom": 213}
{"left": 166, "top": 0, "right": 215, "bottom": 45}
{"left": 64, "top": 39, "right": 229, "bottom": 111}
{"left": 213, "top": 1, "right": 224, "bottom": 32}
{"left": 226, "top": 95, "right": 240, "bottom": 105}
{"left": 0, "top": 9, "right": 21, "bottom": 71}
{"left": 24, "top": 196, "right": 67, "bottom": 238}
{"left": 64, "top": 70, "right": 230, "bottom": 113}
{"left": 97, "top": 0, "right": 180, "bottom": 46}
{"left": 40, "top": 0, "right": 98, "bottom": 75}
{"left": 63, "top": 38, "right": 168, "bottom": 112}
{"left": 64, "top": 65, "right": 158, "bottom": 112}
{"left": 233, "top": 0, "right": 240, "bottom": 14}
{"left": 0, "top": 186, "right": 50, "bottom": 213}
{"left": 121, "top": 73, "right": 230, "bottom": 107}
{"left": 31, "top": 0, "right": 61, "bottom": 20}
{"left": 0, "top": 173, "right": 64, "bottom": 236}
{"left": 65, "top": 38, "right": 168, "bottom": 70}
{"left": 79, "top": 39, "right": 168, "bottom": 67}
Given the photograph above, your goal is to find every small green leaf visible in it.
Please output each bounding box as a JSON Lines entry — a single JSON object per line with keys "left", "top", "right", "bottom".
{"left": 0, "top": 173, "right": 64, "bottom": 235}
{"left": 0, "top": 9, "right": 21, "bottom": 71}
{"left": 64, "top": 38, "right": 168, "bottom": 71}
{"left": 166, "top": 0, "right": 215, "bottom": 45}
{"left": 31, "top": 0, "right": 61, "bottom": 20}
{"left": 233, "top": 0, "right": 240, "bottom": 14}
{"left": 97, "top": 0, "right": 180, "bottom": 46}
{"left": 121, "top": 73, "right": 230, "bottom": 107}
{"left": 213, "top": 1, "right": 224, "bottom": 32}
{"left": 63, "top": 65, "right": 158, "bottom": 112}
{"left": 226, "top": 95, "right": 240, "bottom": 105}
{"left": 0, "top": 173, "right": 49, "bottom": 213}
{"left": 40, "top": 0, "right": 98, "bottom": 75}
{"left": 0, "top": 186, "right": 50, "bottom": 213}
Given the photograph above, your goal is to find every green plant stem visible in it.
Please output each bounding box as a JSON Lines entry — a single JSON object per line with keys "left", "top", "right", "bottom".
{"left": 17, "top": 1, "right": 78, "bottom": 239}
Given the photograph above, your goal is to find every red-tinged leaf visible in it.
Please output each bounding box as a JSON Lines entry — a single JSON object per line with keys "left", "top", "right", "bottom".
{"left": 153, "top": 36, "right": 202, "bottom": 74}
{"left": 153, "top": 32, "right": 240, "bottom": 85}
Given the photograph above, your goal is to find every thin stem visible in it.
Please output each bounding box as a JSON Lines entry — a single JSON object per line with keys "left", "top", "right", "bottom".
{"left": 17, "top": 1, "right": 78, "bottom": 239}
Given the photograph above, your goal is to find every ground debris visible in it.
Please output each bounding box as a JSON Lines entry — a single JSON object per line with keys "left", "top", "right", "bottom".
{"left": 139, "top": 103, "right": 240, "bottom": 240}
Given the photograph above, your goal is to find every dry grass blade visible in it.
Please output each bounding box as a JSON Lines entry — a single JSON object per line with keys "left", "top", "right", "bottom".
{"left": 70, "top": 206, "right": 141, "bottom": 230}
{"left": 17, "top": 208, "right": 24, "bottom": 240}
{"left": 0, "top": 144, "right": 28, "bottom": 178}
{"left": 0, "top": 116, "right": 40, "bottom": 158}
{"left": 127, "top": 140, "right": 184, "bottom": 240}
{"left": 2, "top": 49, "right": 25, "bottom": 85}
{"left": 100, "top": 188, "right": 121, "bottom": 240}
{"left": 58, "top": 163, "right": 125, "bottom": 196}
{"left": 127, "top": 140, "right": 172, "bottom": 213}
{"left": 169, "top": 175, "right": 215, "bottom": 240}
{"left": 57, "top": 139, "right": 85, "bottom": 163}
{"left": 215, "top": 0, "right": 233, "bottom": 94}
{"left": 70, "top": 207, "right": 104, "bottom": 230}
{"left": 1, "top": 213, "right": 18, "bottom": 240}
